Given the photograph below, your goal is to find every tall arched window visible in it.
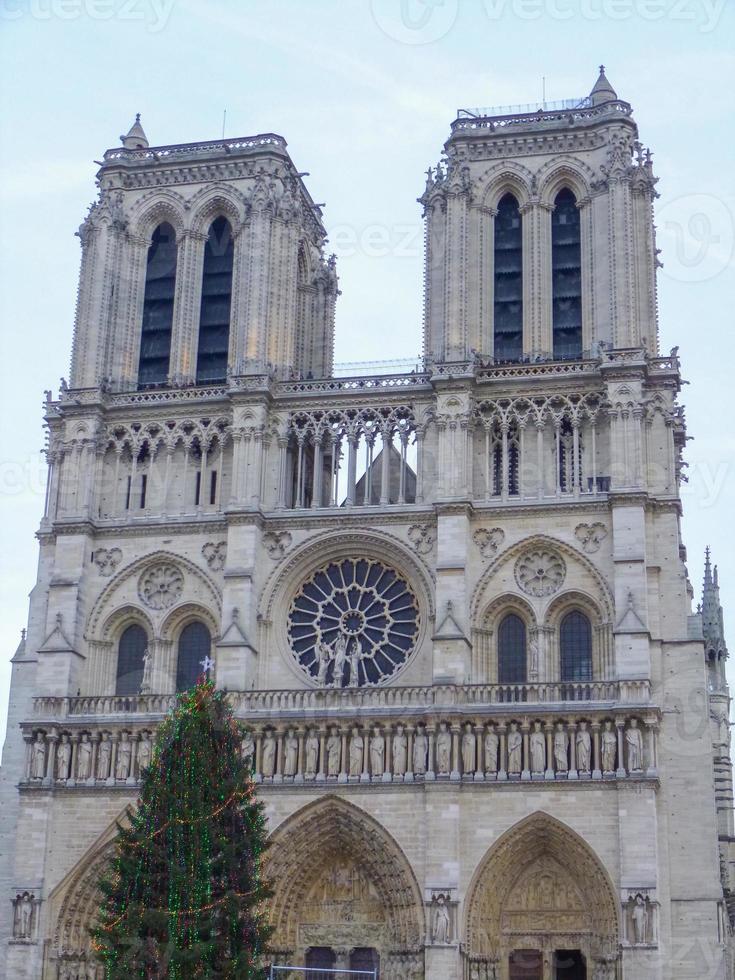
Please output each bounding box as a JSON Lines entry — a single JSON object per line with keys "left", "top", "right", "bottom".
{"left": 494, "top": 193, "right": 523, "bottom": 362}
{"left": 116, "top": 624, "right": 148, "bottom": 696}
{"left": 138, "top": 222, "right": 177, "bottom": 387}
{"left": 176, "top": 621, "right": 211, "bottom": 692}
{"left": 551, "top": 188, "right": 582, "bottom": 360}
{"left": 196, "top": 216, "right": 234, "bottom": 384}
{"left": 498, "top": 613, "right": 527, "bottom": 684}
{"left": 560, "top": 610, "right": 593, "bottom": 682}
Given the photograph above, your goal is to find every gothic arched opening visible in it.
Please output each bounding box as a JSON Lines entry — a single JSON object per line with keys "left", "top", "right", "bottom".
{"left": 266, "top": 796, "right": 424, "bottom": 976}
{"left": 465, "top": 812, "right": 619, "bottom": 980}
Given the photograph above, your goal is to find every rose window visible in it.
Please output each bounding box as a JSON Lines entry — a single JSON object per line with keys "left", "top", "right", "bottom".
{"left": 138, "top": 562, "right": 184, "bottom": 610}
{"left": 287, "top": 558, "right": 420, "bottom": 687}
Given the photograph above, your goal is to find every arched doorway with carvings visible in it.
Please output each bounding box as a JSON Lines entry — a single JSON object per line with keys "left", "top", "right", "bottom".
{"left": 464, "top": 812, "right": 620, "bottom": 980}
{"left": 265, "top": 796, "right": 425, "bottom": 978}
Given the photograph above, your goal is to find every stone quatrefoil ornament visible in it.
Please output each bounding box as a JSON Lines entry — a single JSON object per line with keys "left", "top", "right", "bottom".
{"left": 514, "top": 548, "right": 566, "bottom": 597}
{"left": 138, "top": 562, "right": 184, "bottom": 610}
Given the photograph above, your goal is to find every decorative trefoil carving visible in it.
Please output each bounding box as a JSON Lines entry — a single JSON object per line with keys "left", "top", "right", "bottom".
{"left": 201, "top": 540, "right": 227, "bottom": 571}
{"left": 515, "top": 549, "right": 566, "bottom": 597}
{"left": 93, "top": 548, "right": 122, "bottom": 576}
{"left": 575, "top": 522, "right": 608, "bottom": 554}
{"left": 408, "top": 523, "right": 436, "bottom": 556}
{"left": 263, "top": 530, "right": 292, "bottom": 560}
{"left": 138, "top": 562, "right": 184, "bottom": 610}
{"left": 473, "top": 527, "right": 505, "bottom": 559}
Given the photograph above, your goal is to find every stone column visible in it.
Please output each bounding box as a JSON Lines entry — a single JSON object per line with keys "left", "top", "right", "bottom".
{"left": 426, "top": 724, "right": 436, "bottom": 781}
{"left": 405, "top": 725, "right": 415, "bottom": 783}
{"left": 450, "top": 724, "right": 461, "bottom": 781}
{"left": 591, "top": 722, "right": 602, "bottom": 780}
{"left": 295, "top": 727, "right": 305, "bottom": 784}
{"left": 498, "top": 722, "right": 508, "bottom": 781}
{"left": 474, "top": 723, "right": 484, "bottom": 781}
{"left": 544, "top": 723, "right": 555, "bottom": 781}
{"left": 568, "top": 722, "right": 578, "bottom": 780}
{"left": 339, "top": 728, "right": 348, "bottom": 784}
{"left": 317, "top": 728, "right": 327, "bottom": 780}
{"left": 616, "top": 720, "right": 627, "bottom": 778}
{"left": 521, "top": 721, "right": 531, "bottom": 781}
{"left": 43, "top": 734, "right": 58, "bottom": 787}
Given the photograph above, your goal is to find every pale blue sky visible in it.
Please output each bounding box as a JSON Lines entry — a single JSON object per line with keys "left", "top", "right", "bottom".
{"left": 1, "top": 0, "right": 733, "bottom": 743}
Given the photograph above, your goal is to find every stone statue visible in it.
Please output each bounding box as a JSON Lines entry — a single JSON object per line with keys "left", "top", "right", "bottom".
{"left": 326, "top": 726, "right": 341, "bottom": 776}
{"left": 349, "top": 727, "right": 364, "bottom": 776}
{"left": 576, "top": 721, "right": 591, "bottom": 772}
{"left": 56, "top": 733, "right": 71, "bottom": 781}
{"left": 530, "top": 721, "right": 545, "bottom": 773}
{"left": 262, "top": 731, "right": 277, "bottom": 777}
{"left": 507, "top": 722, "right": 522, "bottom": 774}
{"left": 15, "top": 892, "right": 33, "bottom": 938}
{"left": 529, "top": 633, "right": 540, "bottom": 677}
{"left": 240, "top": 731, "right": 255, "bottom": 768}
{"left": 77, "top": 733, "right": 93, "bottom": 780}
{"left": 626, "top": 719, "right": 644, "bottom": 771}
{"left": 462, "top": 722, "right": 476, "bottom": 774}
{"left": 315, "top": 637, "right": 332, "bottom": 686}
{"left": 601, "top": 721, "right": 617, "bottom": 772}
{"left": 484, "top": 727, "right": 499, "bottom": 774}
{"left": 431, "top": 893, "right": 451, "bottom": 943}
{"left": 347, "top": 637, "right": 362, "bottom": 687}
{"left": 393, "top": 724, "right": 407, "bottom": 776}
{"left": 116, "top": 732, "right": 132, "bottom": 780}
{"left": 370, "top": 727, "right": 385, "bottom": 777}
{"left": 413, "top": 726, "right": 427, "bottom": 775}
{"left": 332, "top": 632, "right": 348, "bottom": 688}
{"left": 97, "top": 732, "right": 112, "bottom": 779}
{"left": 137, "top": 732, "right": 152, "bottom": 773}
{"left": 436, "top": 722, "right": 451, "bottom": 775}
{"left": 553, "top": 722, "right": 568, "bottom": 772}
{"left": 284, "top": 729, "right": 298, "bottom": 777}
{"left": 305, "top": 728, "right": 319, "bottom": 778}
{"left": 31, "top": 732, "right": 46, "bottom": 779}
{"left": 140, "top": 647, "right": 153, "bottom": 693}
{"left": 632, "top": 894, "right": 649, "bottom": 943}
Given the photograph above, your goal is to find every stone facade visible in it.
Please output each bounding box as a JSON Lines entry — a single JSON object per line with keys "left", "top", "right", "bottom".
{"left": 0, "top": 69, "right": 732, "bottom": 979}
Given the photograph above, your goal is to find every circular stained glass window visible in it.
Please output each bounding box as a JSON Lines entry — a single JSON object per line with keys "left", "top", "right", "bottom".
{"left": 287, "top": 558, "right": 420, "bottom": 687}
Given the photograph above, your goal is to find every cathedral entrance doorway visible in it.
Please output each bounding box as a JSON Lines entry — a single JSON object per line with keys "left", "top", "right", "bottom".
{"left": 508, "top": 948, "right": 586, "bottom": 980}
{"left": 265, "top": 797, "right": 424, "bottom": 976}
{"left": 466, "top": 813, "right": 619, "bottom": 980}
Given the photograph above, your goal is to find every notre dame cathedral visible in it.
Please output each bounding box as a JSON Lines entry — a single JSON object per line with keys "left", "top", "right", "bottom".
{"left": 0, "top": 67, "right": 732, "bottom": 980}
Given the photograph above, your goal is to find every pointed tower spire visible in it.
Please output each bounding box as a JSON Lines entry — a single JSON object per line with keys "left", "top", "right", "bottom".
{"left": 120, "top": 113, "right": 149, "bottom": 150}
{"left": 589, "top": 65, "right": 618, "bottom": 105}
{"left": 702, "top": 546, "right": 728, "bottom": 669}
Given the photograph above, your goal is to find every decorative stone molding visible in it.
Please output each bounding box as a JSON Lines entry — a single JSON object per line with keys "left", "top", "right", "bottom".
{"left": 473, "top": 527, "right": 505, "bottom": 559}
{"left": 93, "top": 547, "right": 122, "bottom": 576}
{"left": 515, "top": 548, "right": 567, "bottom": 597}
{"left": 407, "top": 523, "right": 436, "bottom": 556}
{"left": 137, "top": 562, "right": 184, "bottom": 610}
{"left": 263, "top": 530, "right": 292, "bottom": 560}
{"left": 201, "top": 540, "right": 227, "bottom": 571}
{"left": 575, "top": 522, "right": 608, "bottom": 554}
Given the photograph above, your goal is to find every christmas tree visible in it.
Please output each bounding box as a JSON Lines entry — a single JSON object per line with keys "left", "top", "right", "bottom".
{"left": 92, "top": 678, "right": 271, "bottom": 979}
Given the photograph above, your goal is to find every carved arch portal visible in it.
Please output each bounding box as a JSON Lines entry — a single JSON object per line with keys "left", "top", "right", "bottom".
{"left": 266, "top": 796, "right": 425, "bottom": 974}
{"left": 465, "top": 812, "right": 620, "bottom": 978}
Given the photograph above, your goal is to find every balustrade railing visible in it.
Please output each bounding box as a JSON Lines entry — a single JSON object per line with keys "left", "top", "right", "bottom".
{"left": 20, "top": 706, "right": 659, "bottom": 788}
{"left": 32, "top": 679, "right": 650, "bottom": 721}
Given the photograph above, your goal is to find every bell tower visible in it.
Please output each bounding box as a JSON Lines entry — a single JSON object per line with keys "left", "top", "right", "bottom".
{"left": 70, "top": 116, "right": 338, "bottom": 392}
{"left": 420, "top": 67, "right": 659, "bottom": 365}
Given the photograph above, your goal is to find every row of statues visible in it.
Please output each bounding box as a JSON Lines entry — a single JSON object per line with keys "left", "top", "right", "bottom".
{"left": 27, "top": 730, "right": 153, "bottom": 783}
{"left": 240, "top": 717, "right": 647, "bottom": 780}
{"left": 56, "top": 961, "right": 102, "bottom": 980}
{"left": 25, "top": 717, "right": 647, "bottom": 784}
{"left": 314, "top": 632, "right": 365, "bottom": 688}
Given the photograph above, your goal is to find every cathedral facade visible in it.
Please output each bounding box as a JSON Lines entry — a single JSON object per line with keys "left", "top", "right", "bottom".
{"left": 0, "top": 68, "right": 732, "bottom": 980}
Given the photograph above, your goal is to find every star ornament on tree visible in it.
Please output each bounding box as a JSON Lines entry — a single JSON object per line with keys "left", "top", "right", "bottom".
{"left": 200, "top": 655, "right": 215, "bottom": 676}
